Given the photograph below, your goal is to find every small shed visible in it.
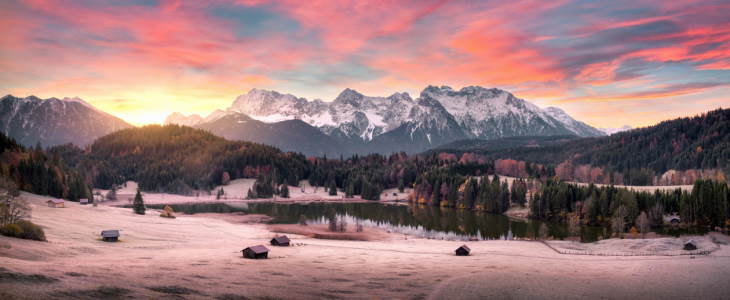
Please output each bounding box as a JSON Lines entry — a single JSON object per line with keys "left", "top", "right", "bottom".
{"left": 670, "top": 217, "right": 680, "bottom": 225}
{"left": 242, "top": 245, "right": 269, "bottom": 259}
{"left": 684, "top": 239, "right": 697, "bottom": 250}
{"left": 80, "top": 198, "right": 89, "bottom": 205}
{"left": 101, "top": 230, "right": 120, "bottom": 242}
{"left": 47, "top": 199, "right": 65, "bottom": 208}
{"left": 270, "top": 235, "right": 291, "bottom": 246}
{"left": 455, "top": 244, "right": 471, "bottom": 256}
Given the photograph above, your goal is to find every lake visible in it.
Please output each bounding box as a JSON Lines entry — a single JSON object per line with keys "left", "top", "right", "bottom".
{"left": 147, "top": 202, "right": 710, "bottom": 242}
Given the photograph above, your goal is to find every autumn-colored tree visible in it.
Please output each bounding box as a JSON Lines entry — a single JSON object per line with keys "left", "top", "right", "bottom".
{"left": 221, "top": 172, "right": 231, "bottom": 185}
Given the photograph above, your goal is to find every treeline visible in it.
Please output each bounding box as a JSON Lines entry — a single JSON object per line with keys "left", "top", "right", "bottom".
{"left": 434, "top": 107, "right": 730, "bottom": 180}
{"left": 530, "top": 178, "right": 729, "bottom": 228}
{"left": 0, "top": 135, "right": 91, "bottom": 202}
{"left": 409, "top": 169, "right": 527, "bottom": 213}
{"left": 55, "top": 125, "right": 312, "bottom": 195}
{"left": 310, "top": 152, "right": 493, "bottom": 201}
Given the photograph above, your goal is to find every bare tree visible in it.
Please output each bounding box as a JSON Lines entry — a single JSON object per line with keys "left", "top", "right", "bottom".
{"left": 0, "top": 178, "right": 27, "bottom": 226}
{"left": 648, "top": 204, "right": 665, "bottom": 227}
{"left": 538, "top": 223, "right": 549, "bottom": 241}
{"left": 1, "top": 198, "right": 30, "bottom": 226}
{"left": 339, "top": 216, "right": 347, "bottom": 233}
{"left": 567, "top": 213, "right": 580, "bottom": 242}
{"left": 328, "top": 215, "right": 338, "bottom": 232}
{"left": 612, "top": 205, "right": 628, "bottom": 238}
{"left": 106, "top": 184, "right": 117, "bottom": 201}
{"left": 636, "top": 211, "right": 651, "bottom": 238}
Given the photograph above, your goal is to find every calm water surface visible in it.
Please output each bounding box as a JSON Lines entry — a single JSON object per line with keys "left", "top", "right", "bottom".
{"left": 147, "top": 202, "right": 710, "bottom": 242}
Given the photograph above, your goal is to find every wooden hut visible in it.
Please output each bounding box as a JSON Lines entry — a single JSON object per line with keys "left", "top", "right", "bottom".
{"left": 455, "top": 245, "right": 471, "bottom": 256}
{"left": 101, "top": 230, "right": 120, "bottom": 242}
{"left": 46, "top": 199, "right": 65, "bottom": 208}
{"left": 684, "top": 239, "right": 697, "bottom": 250}
{"left": 242, "top": 245, "right": 269, "bottom": 259}
{"left": 270, "top": 235, "right": 291, "bottom": 246}
{"left": 80, "top": 198, "right": 89, "bottom": 205}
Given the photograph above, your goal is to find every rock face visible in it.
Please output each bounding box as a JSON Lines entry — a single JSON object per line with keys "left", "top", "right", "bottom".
{"left": 542, "top": 107, "right": 606, "bottom": 137}
{"left": 598, "top": 125, "right": 633, "bottom": 135}
{"left": 194, "top": 112, "right": 357, "bottom": 158}
{"left": 166, "top": 85, "right": 604, "bottom": 156}
{"left": 0, "top": 95, "right": 133, "bottom": 147}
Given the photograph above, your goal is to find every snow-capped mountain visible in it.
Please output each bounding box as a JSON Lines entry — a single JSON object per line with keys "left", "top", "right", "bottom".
{"left": 165, "top": 85, "right": 604, "bottom": 155}
{"left": 598, "top": 125, "right": 633, "bottom": 135}
{"left": 0, "top": 94, "right": 133, "bottom": 147}
{"left": 228, "top": 88, "right": 416, "bottom": 146}
{"left": 421, "top": 86, "right": 584, "bottom": 139}
{"left": 543, "top": 107, "right": 606, "bottom": 137}
{"left": 164, "top": 112, "right": 204, "bottom": 127}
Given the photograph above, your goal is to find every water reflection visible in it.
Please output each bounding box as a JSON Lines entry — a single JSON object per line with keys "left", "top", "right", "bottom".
{"left": 147, "top": 202, "right": 711, "bottom": 242}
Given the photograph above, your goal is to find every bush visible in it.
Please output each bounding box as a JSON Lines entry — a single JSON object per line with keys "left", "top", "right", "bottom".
{"left": 15, "top": 220, "right": 46, "bottom": 241}
{"left": 1, "top": 224, "right": 23, "bottom": 238}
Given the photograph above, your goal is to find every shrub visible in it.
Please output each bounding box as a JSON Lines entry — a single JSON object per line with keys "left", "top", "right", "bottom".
{"left": 15, "top": 220, "right": 46, "bottom": 241}
{"left": 1, "top": 224, "right": 23, "bottom": 238}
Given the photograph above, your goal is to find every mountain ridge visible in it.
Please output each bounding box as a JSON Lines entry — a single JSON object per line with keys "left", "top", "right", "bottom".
{"left": 165, "top": 85, "right": 605, "bottom": 156}
{"left": 0, "top": 94, "right": 134, "bottom": 147}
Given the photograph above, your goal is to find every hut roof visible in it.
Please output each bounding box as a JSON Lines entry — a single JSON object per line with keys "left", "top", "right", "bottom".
{"left": 686, "top": 239, "right": 697, "bottom": 246}
{"left": 243, "top": 245, "right": 270, "bottom": 254}
{"left": 458, "top": 245, "right": 471, "bottom": 252}
{"left": 101, "top": 230, "right": 120, "bottom": 238}
{"left": 80, "top": 199, "right": 88, "bottom": 203}
{"left": 47, "top": 199, "right": 65, "bottom": 204}
{"left": 273, "top": 236, "right": 291, "bottom": 243}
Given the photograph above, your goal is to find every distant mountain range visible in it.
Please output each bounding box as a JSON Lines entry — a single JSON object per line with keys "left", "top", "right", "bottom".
{"left": 0, "top": 95, "right": 133, "bottom": 147}
{"left": 598, "top": 125, "right": 633, "bottom": 135}
{"left": 0, "top": 86, "right": 609, "bottom": 155}
{"left": 165, "top": 86, "right": 607, "bottom": 156}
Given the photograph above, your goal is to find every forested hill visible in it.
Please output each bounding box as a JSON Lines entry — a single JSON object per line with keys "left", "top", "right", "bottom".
{"left": 64, "top": 125, "right": 313, "bottom": 194}
{"left": 440, "top": 107, "right": 730, "bottom": 176}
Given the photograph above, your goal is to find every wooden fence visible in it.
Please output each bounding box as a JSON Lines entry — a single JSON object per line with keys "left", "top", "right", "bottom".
{"left": 544, "top": 242, "right": 720, "bottom": 257}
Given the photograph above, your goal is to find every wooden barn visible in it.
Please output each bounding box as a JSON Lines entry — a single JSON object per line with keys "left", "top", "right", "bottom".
{"left": 46, "top": 199, "right": 65, "bottom": 208}
{"left": 242, "top": 245, "right": 269, "bottom": 259}
{"left": 101, "top": 230, "right": 120, "bottom": 242}
{"left": 455, "top": 245, "right": 471, "bottom": 256}
{"left": 80, "top": 198, "right": 89, "bottom": 205}
{"left": 684, "top": 239, "right": 697, "bottom": 250}
{"left": 270, "top": 235, "right": 291, "bottom": 246}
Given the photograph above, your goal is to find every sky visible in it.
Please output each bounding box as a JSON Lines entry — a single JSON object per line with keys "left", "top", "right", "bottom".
{"left": 1, "top": 0, "right": 729, "bottom": 128}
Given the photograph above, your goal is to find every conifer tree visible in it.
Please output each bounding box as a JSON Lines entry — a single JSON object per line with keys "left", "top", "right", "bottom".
{"left": 329, "top": 180, "right": 337, "bottom": 196}
{"left": 281, "top": 179, "right": 289, "bottom": 198}
{"left": 133, "top": 190, "right": 146, "bottom": 215}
